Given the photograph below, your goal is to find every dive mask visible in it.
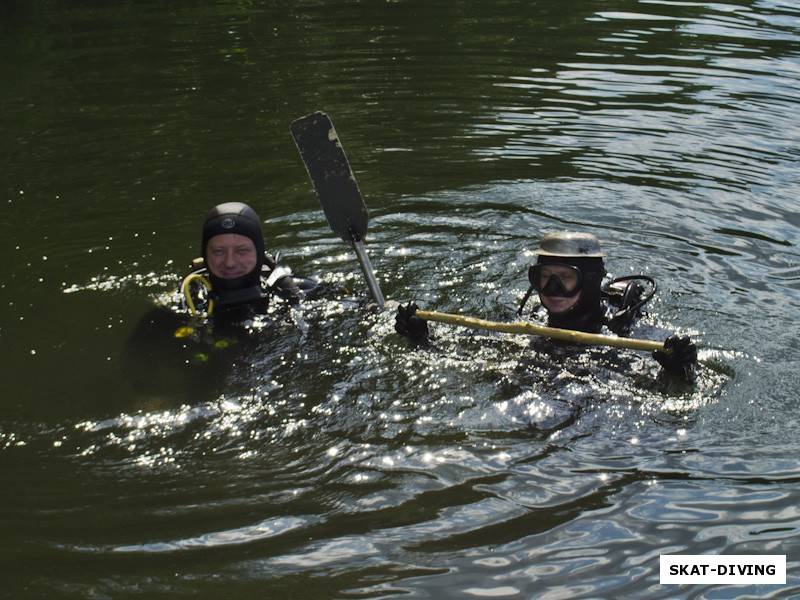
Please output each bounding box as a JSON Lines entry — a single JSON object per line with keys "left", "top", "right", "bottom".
{"left": 528, "top": 263, "right": 583, "bottom": 297}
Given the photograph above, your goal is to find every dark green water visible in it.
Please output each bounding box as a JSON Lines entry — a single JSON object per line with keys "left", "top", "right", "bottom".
{"left": 2, "top": 1, "right": 799, "bottom": 597}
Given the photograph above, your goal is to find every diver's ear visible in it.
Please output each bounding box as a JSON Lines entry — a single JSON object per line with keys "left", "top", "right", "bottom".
{"left": 582, "top": 269, "right": 605, "bottom": 283}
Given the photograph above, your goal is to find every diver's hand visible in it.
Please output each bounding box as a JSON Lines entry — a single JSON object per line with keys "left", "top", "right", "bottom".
{"left": 395, "top": 302, "right": 430, "bottom": 344}
{"left": 653, "top": 334, "right": 697, "bottom": 382}
{"left": 272, "top": 276, "right": 303, "bottom": 305}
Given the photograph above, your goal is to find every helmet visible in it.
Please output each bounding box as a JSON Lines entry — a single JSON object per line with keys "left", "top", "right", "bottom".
{"left": 534, "top": 232, "right": 604, "bottom": 258}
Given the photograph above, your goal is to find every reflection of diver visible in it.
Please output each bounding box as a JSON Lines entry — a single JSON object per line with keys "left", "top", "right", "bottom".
{"left": 124, "top": 202, "right": 317, "bottom": 403}
{"left": 396, "top": 231, "right": 698, "bottom": 387}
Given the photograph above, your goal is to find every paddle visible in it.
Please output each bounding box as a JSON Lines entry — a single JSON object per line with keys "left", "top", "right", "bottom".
{"left": 415, "top": 309, "right": 669, "bottom": 353}
{"left": 290, "top": 111, "right": 386, "bottom": 307}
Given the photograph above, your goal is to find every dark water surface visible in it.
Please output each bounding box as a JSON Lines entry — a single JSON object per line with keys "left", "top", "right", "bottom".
{"left": 2, "top": 0, "right": 799, "bottom": 597}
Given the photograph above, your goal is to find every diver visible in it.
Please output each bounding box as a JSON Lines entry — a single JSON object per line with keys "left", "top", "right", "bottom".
{"left": 123, "top": 202, "right": 317, "bottom": 404}
{"left": 395, "top": 231, "right": 697, "bottom": 384}
{"left": 183, "top": 201, "right": 318, "bottom": 318}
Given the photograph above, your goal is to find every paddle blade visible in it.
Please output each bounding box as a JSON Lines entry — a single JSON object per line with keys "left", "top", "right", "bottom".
{"left": 290, "top": 111, "right": 369, "bottom": 242}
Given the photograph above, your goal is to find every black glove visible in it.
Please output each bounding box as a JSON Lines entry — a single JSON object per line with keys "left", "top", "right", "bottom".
{"left": 653, "top": 334, "right": 697, "bottom": 382}
{"left": 395, "top": 302, "right": 430, "bottom": 344}
{"left": 272, "top": 276, "right": 303, "bottom": 305}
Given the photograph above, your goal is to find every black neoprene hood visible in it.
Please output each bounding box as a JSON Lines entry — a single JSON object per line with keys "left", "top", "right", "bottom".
{"left": 201, "top": 202, "right": 266, "bottom": 291}
{"left": 201, "top": 202, "right": 266, "bottom": 260}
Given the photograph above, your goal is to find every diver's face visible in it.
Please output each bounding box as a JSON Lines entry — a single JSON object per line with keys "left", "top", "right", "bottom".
{"left": 536, "top": 264, "right": 581, "bottom": 314}
{"left": 206, "top": 234, "right": 258, "bottom": 280}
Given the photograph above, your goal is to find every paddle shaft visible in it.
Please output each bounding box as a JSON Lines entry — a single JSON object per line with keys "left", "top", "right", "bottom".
{"left": 416, "top": 309, "right": 668, "bottom": 353}
{"left": 352, "top": 235, "right": 385, "bottom": 306}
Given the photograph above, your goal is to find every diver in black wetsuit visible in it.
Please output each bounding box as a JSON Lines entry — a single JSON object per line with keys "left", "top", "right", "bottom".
{"left": 183, "top": 202, "right": 317, "bottom": 317}
{"left": 123, "top": 202, "right": 317, "bottom": 402}
{"left": 395, "top": 231, "right": 697, "bottom": 383}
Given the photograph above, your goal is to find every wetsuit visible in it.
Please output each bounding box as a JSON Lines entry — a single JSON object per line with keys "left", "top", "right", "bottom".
{"left": 123, "top": 256, "right": 318, "bottom": 405}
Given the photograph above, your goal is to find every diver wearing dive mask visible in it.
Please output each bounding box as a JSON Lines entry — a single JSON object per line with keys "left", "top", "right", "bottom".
{"left": 519, "top": 232, "right": 607, "bottom": 332}
{"left": 396, "top": 230, "right": 697, "bottom": 383}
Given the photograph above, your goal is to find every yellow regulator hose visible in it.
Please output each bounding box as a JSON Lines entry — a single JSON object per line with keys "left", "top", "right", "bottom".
{"left": 181, "top": 272, "right": 215, "bottom": 317}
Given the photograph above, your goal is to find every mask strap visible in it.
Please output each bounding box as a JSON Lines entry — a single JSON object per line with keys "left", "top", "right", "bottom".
{"left": 517, "top": 285, "right": 536, "bottom": 316}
